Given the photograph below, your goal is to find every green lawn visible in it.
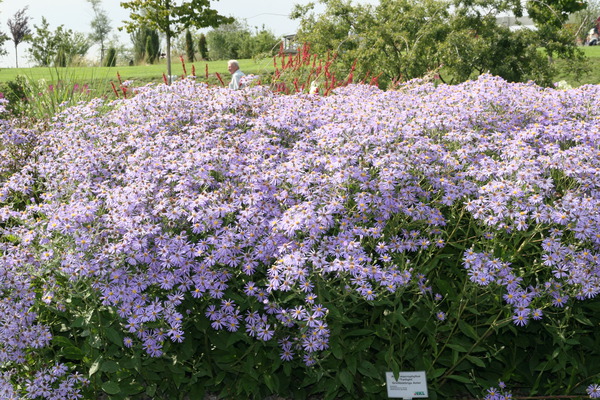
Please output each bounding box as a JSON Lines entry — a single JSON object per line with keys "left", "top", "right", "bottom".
{"left": 2, "top": 49, "right": 600, "bottom": 88}
{"left": 0, "top": 58, "right": 274, "bottom": 85}
{"left": 578, "top": 45, "right": 600, "bottom": 57}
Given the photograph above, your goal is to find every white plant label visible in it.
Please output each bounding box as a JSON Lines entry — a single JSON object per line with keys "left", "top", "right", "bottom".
{"left": 386, "top": 371, "right": 429, "bottom": 399}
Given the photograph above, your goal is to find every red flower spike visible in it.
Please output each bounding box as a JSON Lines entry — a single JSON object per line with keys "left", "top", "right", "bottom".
{"left": 346, "top": 72, "right": 354, "bottom": 85}
{"left": 111, "top": 81, "right": 119, "bottom": 98}
{"left": 180, "top": 56, "right": 187, "bottom": 77}
{"left": 215, "top": 72, "right": 225, "bottom": 87}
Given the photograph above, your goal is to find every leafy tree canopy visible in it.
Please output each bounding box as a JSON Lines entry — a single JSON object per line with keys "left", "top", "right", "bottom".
{"left": 292, "top": 0, "right": 588, "bottom": 87}
{"left": 120, "top": 0, "right": 234, "bottom": 79}
{"left": 7, "top": 7, "right": 32, "bottom": 68}
{"left": 87, "top": 0, "right": 112, "bottom": 64}
{"left": 28, "top": 17, "right": 90, "bottom": 67}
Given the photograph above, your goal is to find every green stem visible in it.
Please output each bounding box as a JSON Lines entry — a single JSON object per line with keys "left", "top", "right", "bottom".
{"left": 439, "top": 311, "right": 510, "bottom": 387}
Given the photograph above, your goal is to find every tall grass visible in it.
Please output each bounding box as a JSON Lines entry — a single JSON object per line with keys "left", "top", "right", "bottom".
{"left": 0, "top": 67, "right": 115, "bottom": 119}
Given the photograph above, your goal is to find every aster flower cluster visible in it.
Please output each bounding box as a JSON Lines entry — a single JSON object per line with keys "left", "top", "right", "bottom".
{"left": 483, "top": 381, "right": 512, "bottom": 400}
{"left": 1, "top": 74, "right": 600, "bottom": 395}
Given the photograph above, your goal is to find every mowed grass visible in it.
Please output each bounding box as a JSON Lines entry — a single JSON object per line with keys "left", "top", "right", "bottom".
{"left": 0, "top": 58, "right": 276, "bottom": 86}
{"left": 1, "top": 47, "right": 600, "bottom": 89}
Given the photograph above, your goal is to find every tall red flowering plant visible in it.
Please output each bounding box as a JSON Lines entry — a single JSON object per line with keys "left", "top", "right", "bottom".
{"left": 255, "top": 43, "right": 379, "bottom": 95}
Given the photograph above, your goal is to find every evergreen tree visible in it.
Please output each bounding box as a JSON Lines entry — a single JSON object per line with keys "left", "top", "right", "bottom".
{"left": 185, "top": 29, "right": 195, "bottom": 62}
{"left": 198, "top": 32, "right": 208, "bottom": 60}
{"left": 104, "top": 47, "right": 117, "bottom": 66}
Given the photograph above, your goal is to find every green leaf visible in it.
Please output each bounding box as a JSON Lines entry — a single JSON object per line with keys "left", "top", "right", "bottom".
{"left": 61, "top": 346, "right": 84, "bottom": 360}
{"left": 102, "top": 381, "right": 121, "bottom": 395}
{"left": 172, "top": 372, "right": 186, "bottom": 389}
{"left": 104, "top": 327, "right": 123, "bottom": 346}
{"left": 446, "top": 343, "right": 468, "bottom": 353}
{"left": 355, "top": 336, "right": 374, "bottom": 352}
{"left": 101, "top": 360, "right": 119, "bottom": 373}
{"left": 458, "top": 320, "right": 478, "bottom": 340}
{"left": 430, "top": 367, "right": 446, "bottom": 379}
{"left": 88, "top": 357, "right": 102, "bottom": 377}
{"left": 263, "top": 373, "right": 278, "bottom": 393}
{"left": 339, "top": 369, "right": 354, "bottom": 392}
{"left": 145, "top": 384, "right": 157, "bottom": 397}
{"left": 395, "top": 311, "right": 412, "bottom": 327}
{"left": 346, "top": 328, "right": 374, "bottom": 337}
{"left": 446, "top": 374, "right": 472, "bottom": 384}
{"left": 52, "top": 335, "right": 75, "bottom": 347}
{"left": 466, "top": 355, "right": 486, "bottom": 368}
{"left": 70, "top": 316, "right": 86, "bottom": 328}
{"left": 346, "top": 354, "right": 357, "bottom": 374}
{"left": 331, "top": 340, "right": 343, "bottom": 359}
{"left": 121, "top": 382, "right": 145, "bottom": 396}
{"left": 357, "top": 361, "right": 380, "bottom": 379}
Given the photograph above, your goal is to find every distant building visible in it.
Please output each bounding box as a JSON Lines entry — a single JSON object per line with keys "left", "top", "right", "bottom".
{"left": 496, "top": 15, "right": 537, "bottom": 31}
{"left": 282, "top": 34, "right": 299, "bottom": 54}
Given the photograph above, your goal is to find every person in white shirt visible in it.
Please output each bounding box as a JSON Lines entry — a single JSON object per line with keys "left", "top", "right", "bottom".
{"left": 228, "top": 60, "right": 245, "bottom": 90}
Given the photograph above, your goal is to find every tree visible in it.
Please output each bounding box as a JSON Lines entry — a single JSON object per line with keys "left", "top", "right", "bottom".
{"left": 87, "top": 0, "right": 112, "bottom": 65}
{"left": 292, "top": 0, "right": 587, "bottom": 87}
{"left": 28, "top": 17, "right": 90, "bottom": 67}
{"left": 185, "top": 29, "right": 195, "bottom": 62}
{"left": 130, "top": 26, "right": 159, "bottom": 64}
{"left": 104, "top": 47, "right": 117, "bottom": 66}
{"left": 55, "top": 31, "right": 92, "bottom": 67}
{"left": 145, "top": 30, "right": 160, "bottom": 63}
{"left": 120, "top": 0, "right": 234, "bottom": 82}
{"left": 206, "top": 21, "right": 252, "bottom": 60}
{"left": 198, "top": 32, "right": 208, "bottom": 60}
{"left": 7, "top": 7, "right": 31, "bottom": 68}
{"left": 28, "top": 17, "right": 60, "bottom": 66}
{"left": 570, "top": 0, "right": 600, "bottom": 43}
{"left": 248, "top": 26, "right": 278, "bottom": 57}
{"left": 0, "top": 1, "right": 8, "bottom": 57}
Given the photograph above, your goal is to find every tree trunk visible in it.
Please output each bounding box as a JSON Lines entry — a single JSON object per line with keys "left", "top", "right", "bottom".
{"left": 166, "top": 0, "right": 172, "bottom": 84}
{"left": 167, "top": 30, "right": 172, "bottom": 84}
{"left": 14, "top": 44, "right": 18, "bottom": 68}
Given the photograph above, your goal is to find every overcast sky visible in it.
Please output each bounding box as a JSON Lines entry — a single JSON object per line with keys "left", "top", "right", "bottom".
{"left": 0, "top": 0, "right": 377, "bottom": 68}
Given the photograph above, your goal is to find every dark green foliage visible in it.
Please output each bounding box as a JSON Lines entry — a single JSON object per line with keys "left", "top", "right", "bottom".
{"left": 130, "top": 26, "right": 159, "bottom": 65}
{"left": 205, "top": 21, "right": 278, "bottom": 60}
{"left": 185, "top": 29, "right": 194, "bottom": 62}
{"left": 292, "top": 0, "right": 588, "bottom": 87}
{"left": 104, "top": 47, "right": 117, "bottom": 67}
{"left": 28, "top": 17, "right": 90, "bottom": 67}
{"left": 197, "top": 32, "right": 208, "bottom": 60}
{"left": 0, "top": 76, "right": 28, "bottom": 117}
{"left": 145, "top": 35, "right": 156, "bottom": 64}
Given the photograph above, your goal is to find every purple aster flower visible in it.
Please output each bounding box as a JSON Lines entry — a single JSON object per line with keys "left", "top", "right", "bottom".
{"left": 587, "top": 383, "right": 600, "bottom": 398}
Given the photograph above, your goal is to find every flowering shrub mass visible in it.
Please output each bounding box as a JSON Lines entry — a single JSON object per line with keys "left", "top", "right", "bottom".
{"left": 1, "top": 76, "right": 600, "bottom": 399}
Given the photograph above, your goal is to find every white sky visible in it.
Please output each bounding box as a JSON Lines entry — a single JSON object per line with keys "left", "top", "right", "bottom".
{"left": 0, "top": 0, "right": 378, "bottom": 68}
